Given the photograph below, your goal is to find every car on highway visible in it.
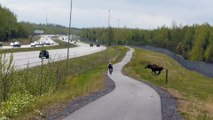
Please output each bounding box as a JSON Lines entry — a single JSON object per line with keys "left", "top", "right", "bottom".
{"left": 31, "top": 42, "right": 36, "bottom": 47}
{"left": 39, "top": 50, "right": 49, "bottom": 59}
{"left": 50, "top": 41, "right": 54, "bottom": 45}
{"left": 10, "top": 42, "right": 14, "bottom": 46}
{"left": 90, "top": 44, "right": 93, "bottom": 47}
{"left": 34, "top": 41, "right": 40, "bottom": 46}
{"left": 45, "top": 40, "right": 50, "bottom": 45}
{"left": 13, "top": 42, "right": 21, "bottom": 47}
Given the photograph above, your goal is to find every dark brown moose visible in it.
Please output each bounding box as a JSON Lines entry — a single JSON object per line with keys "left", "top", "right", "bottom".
{"left": 145, "top": 64, "right": 164, "bottom": 75}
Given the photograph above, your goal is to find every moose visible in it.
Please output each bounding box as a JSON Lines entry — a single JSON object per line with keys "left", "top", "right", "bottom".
{"left": 145, "top": 64, "right": 164, "bottom": 75}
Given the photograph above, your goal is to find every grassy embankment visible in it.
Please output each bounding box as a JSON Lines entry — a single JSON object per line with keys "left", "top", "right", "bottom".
{"left": 13, "top": 46, "right": 128, "bottom": 119}
{"left": 123, "top": 48, "right": 213, "bottom": 120}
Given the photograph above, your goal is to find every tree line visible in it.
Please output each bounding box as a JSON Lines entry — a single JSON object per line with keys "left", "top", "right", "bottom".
{"left": 0, "top": 5, "right": 80, "bottom": 42}
{"left": 79, "top": 24, "right": 213, "bottom": 63}
{"left": 0, "top": 5, "right": 26, "bottom": 41}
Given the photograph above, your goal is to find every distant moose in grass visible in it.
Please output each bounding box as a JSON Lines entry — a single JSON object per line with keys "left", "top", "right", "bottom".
{"left": 145, "top": 64, "right": 164, "bottom": 75}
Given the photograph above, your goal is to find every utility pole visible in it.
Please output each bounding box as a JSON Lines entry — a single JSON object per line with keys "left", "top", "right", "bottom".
{"left": 45, "top": 15, "right": 48, "bottom": 34}
{"left": 108, "top": 10, "right": 111, "bottom": 46}
{"left": 106, "top": 10, "right": 111, "bottom": 62}
{"left": 118, "top": 18, "right": 120, "bottom": 28}
{"left": 108, "top": 10, "right": 111, "bottom": 28}
{"left": 46, "top": 15, "right": 48, "bottom": 25}
{"left": 66, "top": 0, "right": 73, "bottom": 73}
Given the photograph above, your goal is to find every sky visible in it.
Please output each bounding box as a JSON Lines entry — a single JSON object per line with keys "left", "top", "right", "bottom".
{"left": 1, "top": 0, "right": 213, "bottom": 29}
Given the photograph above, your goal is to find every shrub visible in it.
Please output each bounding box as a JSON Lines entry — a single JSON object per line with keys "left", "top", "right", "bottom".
{"left": 0, "top": 92, "right": 34, "bottom": 119}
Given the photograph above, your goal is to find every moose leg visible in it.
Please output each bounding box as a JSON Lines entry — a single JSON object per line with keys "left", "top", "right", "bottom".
{"left": 151, "top": 70, "right": 155, "bottom": 75}
{"left": 156, "top": 70, "right": 162, "bottom": 75}
{"left": 153, "top": 70, "right": 158, "bottom": 76}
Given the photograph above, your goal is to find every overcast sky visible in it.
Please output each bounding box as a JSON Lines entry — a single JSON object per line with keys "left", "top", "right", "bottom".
{"left": 1, "top": 0, "right": 213, "bottom": 29}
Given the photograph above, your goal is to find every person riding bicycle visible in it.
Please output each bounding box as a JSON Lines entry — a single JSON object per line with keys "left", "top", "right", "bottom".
{"left": 108, "top": 63, "right": 113, "bottom": 74}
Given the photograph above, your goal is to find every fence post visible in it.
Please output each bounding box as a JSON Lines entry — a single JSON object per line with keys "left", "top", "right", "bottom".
{"left": 166, "top": 69, "right": 168, "bottom": 84}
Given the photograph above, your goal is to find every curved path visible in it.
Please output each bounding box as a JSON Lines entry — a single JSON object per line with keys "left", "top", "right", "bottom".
{"left": 64, "top": 47, "right": 162, "bottom": 120}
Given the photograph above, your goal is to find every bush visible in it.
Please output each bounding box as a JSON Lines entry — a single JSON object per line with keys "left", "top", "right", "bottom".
{"left": 0, "top": 92, "right": 34, "bottom": 119}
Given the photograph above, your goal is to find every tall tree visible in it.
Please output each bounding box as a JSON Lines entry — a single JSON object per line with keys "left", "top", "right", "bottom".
{"left": 189, "top": 24, "right": 209, "bottom": 61}
{"left": 204, "top": 31, "right": 213, "bottom": 62}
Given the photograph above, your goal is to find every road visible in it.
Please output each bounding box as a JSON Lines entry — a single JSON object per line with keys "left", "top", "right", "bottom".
{"left": 4, "top": 38, "right": 106, "bottom": 69}
{"left": 1, "top": 35, "right": 57, "bottom": 49}
{"left": 64, "top": 47, "right": 162, "bottom": 120}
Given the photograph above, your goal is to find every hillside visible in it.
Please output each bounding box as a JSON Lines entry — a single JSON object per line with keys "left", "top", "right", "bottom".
{"left": 124, "top": 48, "right": 213, "bottom": 120}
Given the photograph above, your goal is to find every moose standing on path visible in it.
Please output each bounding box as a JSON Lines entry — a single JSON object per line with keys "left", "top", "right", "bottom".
{"left": 145, "top": 64, "right": 164, "bottom": 75}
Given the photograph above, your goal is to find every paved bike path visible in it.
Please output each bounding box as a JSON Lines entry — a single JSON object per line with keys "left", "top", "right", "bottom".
{"left": 64, "top": 47, "right": 162, "bottom": 120}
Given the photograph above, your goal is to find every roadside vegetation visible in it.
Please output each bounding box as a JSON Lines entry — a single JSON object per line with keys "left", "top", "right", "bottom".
{"left": 123, "top": 48, "right": 213, "bottom": 120}
{"left": 0, "top": 46, "right": 128, "bottom": 119}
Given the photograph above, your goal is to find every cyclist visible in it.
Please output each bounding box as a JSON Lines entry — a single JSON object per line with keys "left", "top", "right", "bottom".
{"left": 108, "top": 63, "right": 113, "bottom": 75}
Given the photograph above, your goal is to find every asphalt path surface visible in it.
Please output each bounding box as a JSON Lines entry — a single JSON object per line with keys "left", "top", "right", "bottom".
{"left": 64, "top": 47, "right": 162, "bottom": 120}
{"left": 5, "top": 41, "right": 106, "bottom": 69}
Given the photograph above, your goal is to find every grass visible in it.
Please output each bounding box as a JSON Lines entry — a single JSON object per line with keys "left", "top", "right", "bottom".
{"left": 17, "top": 46, "right": 128, "bottom": 119}
{"left": 0, "top": 39, "right": 76, "bottom": 53}
{"left": 123, "top": 48, "right": 213, "bottom": 120}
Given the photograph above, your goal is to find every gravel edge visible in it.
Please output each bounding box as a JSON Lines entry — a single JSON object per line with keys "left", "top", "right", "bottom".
{"left": 46, "top": 73, "right": 115, "bottom": 120}
{"left": 140, "top": 80, "right": 183, "bottom": 120}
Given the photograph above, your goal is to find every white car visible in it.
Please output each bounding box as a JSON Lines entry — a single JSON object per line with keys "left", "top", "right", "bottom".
{"left": 31, "top": 43, "right": 36, "bottom": 47}
{"left": 10, "top": 42, "right": 14, "bottom": 46}
{"left": 45, "top": 41, "right": 50, "bottom": 45}
{"left": 13, "top": 42, "right": 21, "bottom": 47}
{"left": 34, "top": 41, "right": 40, "bottom": 46}
{"left": 49, "top": 41, "right": 54, "bottom": 45}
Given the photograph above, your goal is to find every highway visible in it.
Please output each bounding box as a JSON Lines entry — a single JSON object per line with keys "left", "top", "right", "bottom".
{"left": 1, "top": 35, "right": 57, "bottom": 49}
{"left": 3, "top": 36, "right": 106, "bottom": 69}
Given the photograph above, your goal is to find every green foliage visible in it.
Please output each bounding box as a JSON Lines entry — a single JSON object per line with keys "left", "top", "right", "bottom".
{"left": 0, "top": 52, "right": 16, "bottom": 102}
{"left": 0, "top": 6, "right": 25, "bottom": 40}
{"left": 0, "top": 92, "right": 34, "bottom": 119}
{"left": 204, "top": 31, "right": 213, "bottom": 62}
{"left": 190, "top": 24, "right": 210, "bottom": 61}
{"left": 80, "top": 24, "right": 213, "bottom": 63}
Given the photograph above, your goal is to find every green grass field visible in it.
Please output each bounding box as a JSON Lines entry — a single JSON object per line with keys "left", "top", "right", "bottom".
{"left": 123, "top": 48, "right": 213, "bottom": 120}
